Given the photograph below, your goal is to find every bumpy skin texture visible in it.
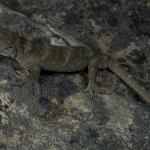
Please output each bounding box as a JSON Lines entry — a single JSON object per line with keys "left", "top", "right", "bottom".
{"left": 18, "top": 42, "right": 105, "bottom": 97}
{"left": 0, "top": 28, "right": 149, "bottom": 104}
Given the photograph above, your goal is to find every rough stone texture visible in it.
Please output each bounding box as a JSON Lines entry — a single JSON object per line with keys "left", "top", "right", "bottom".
{"left": 0, "top": 0, "right": 150, "bottom": 150}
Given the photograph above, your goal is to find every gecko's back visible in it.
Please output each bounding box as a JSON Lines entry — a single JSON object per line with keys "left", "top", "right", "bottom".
{"left": 23, "top": 44, "right": 95, "bottom": 72}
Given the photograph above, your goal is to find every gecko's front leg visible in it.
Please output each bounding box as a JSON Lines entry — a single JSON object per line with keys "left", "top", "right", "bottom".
{"left": 16, "top": 65, "right": 41, "bottom": 88}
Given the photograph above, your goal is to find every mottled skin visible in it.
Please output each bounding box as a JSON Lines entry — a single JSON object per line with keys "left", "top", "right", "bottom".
{"left": 0, "top": 28, "right": 150, "bottom": 104}
{"left": 17, "top": 42, "right": 107, "bottom": 97}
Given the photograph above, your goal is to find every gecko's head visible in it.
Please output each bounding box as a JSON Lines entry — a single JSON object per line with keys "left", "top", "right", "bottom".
{"left": 0, "top": 31, "right": 17, "bottom": 58}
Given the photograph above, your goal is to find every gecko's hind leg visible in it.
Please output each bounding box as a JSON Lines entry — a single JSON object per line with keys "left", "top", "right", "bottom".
{"left": 14, "top": 65, "right": 41, "bottom": 88}
{"left": 85, "top": 58, "right": 99, "bottom": 98}
{"left": 23, "top": 65, "right": 41, "bottom": 88}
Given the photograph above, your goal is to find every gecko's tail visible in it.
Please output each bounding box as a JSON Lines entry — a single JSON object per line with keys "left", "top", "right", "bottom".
{"left": 108, "top": 58, "right": 150, "bottom": 105}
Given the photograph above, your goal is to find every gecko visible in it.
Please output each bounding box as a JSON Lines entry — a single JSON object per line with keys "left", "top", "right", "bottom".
{"left": 0, "top": 28, "right": 149, "bottom": 105}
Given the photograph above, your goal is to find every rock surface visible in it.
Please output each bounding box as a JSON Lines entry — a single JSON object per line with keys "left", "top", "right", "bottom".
{"left": 0, "top": 0, "right": 150, "bottom": 150}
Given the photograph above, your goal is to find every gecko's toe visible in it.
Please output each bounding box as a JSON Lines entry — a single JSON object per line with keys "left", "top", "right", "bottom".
{"left": 15, "top": 70, "right": 26, "bottom": 79}
{"left": 13, "top": 72, "right": 33, "bottom": 88}
{"left": 12, "top": 78, "right": 33, "bottom": 88}
{"left": 85, "top": 84, "right": 95, "bottom": 99}
{"left": 85, "top": 84, "right": 111, "bottom": 98}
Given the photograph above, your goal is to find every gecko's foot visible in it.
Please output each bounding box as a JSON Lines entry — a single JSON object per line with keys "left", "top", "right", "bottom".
{"left": 11, "top": 71, "right": 25, "bottom": 86}
{"left": 85, "top": 84, "right": 96, "bottom": 98}
{"left": 12, "top": 78, "right": 33, "bottom": 88}
{"left": 85, "top": 84, "right": 111, "bottom": 98}
{"left": 15, "top": 71, "right": 34, "bottom": 88}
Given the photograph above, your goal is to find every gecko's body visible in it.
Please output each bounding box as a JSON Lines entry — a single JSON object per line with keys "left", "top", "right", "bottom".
{"left": 23, "top": 44, "right": 95, "bottom": 72}
{"left": 0, "top": 28, "right": 150, "bottom": 104}
{"left": 16, "top": 42, "right": 108, "bottom": 98}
